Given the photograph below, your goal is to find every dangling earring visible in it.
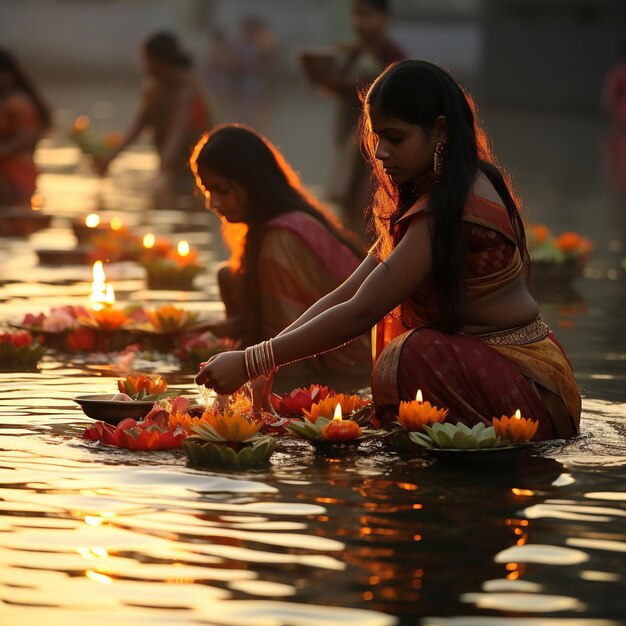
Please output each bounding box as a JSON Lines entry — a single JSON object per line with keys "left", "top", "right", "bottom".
{"left": 433, "top": 142, "right": 446, "bottom": 179}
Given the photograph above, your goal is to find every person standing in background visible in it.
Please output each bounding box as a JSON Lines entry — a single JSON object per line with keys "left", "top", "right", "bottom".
{"left": 95, "top": 32, "right": 213, "bottom": 199}
{"left": 302, "top": 0, "right": 406, "bottom": 239}
{"left": 0, "top": 48, "right": 50, "bottom": 207}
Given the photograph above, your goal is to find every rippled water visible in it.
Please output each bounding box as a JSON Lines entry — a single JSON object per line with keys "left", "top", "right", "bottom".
{"left": 1, "top": 82, "right": 625, "bottom": 624}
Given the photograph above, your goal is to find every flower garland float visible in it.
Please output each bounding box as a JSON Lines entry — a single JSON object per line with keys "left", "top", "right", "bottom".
{"left": 0, "top": 330, "right": 46, "bottom": 370}
{"left": 528, "top": 223, "right": 593, "bottom": 283}
{"left": 139, "top": 237, "right": 203, "bottom": 290}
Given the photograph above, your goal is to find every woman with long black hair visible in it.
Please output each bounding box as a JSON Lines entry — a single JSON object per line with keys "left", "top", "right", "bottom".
{"left": 196, "top": 61, "right": 581, "bottom": 440}
{"left": 190, "top": 123, "right": 370, "bottom": 374}
{"left": 0, "top": 48, "right": 50, "bottom": 206}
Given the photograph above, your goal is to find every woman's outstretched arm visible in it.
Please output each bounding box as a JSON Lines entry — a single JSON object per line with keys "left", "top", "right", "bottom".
{"left": 196, "top": 216, "right": 432, "bottom": 393}
{"left": 276, "top": 254, "right": 378, "bottom": 336}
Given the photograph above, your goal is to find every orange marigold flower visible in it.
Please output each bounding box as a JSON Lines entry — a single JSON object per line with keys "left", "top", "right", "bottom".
{"left": 146, "top": 305, "right": 198, "bottom": 333}
{"left": 83, "top": 308, "right": 129, "bottom": 331}
{"left": 201, "top": 410, "right": 263, "bottom": 442}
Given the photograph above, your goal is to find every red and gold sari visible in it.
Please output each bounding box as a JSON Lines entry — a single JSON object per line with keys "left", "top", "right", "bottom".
{"left": 372, "top": 175, "right": 581, "bottom": 440}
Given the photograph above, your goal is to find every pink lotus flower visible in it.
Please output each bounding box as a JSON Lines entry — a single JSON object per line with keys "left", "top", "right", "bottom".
{"left": 42, "top": 309, "right": 76, "bottom": 332}
{"left": 270, "top": 384, "right": 333, "bottom": 416}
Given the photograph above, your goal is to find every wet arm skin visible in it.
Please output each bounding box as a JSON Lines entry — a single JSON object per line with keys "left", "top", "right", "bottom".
{"left": 196, "top": 217, "right": 432, "bottom": 393}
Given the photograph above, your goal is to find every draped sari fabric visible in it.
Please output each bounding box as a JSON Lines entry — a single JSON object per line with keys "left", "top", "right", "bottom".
{"left": 259, "top": 211, "right": 371, "bottom": 371}
{"left": 371, "top": 174, "right": 581, "bottom": 440}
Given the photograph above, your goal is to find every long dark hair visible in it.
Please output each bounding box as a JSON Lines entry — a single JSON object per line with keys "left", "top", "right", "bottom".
{"left": 0, "top": 48, "right": 51, "bottom": 130}
{"left": 144, "top": 32, "right": 192, "bottom": 69}
{"left": 190, "top": 124, "right": 365, "bottom": 345}
{"left": 362, "top": 60, "right": 527, "bottom": 333}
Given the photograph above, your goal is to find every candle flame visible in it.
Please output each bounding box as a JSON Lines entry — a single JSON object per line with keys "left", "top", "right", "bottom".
{"left": 110, "top": 216, "right": 123, "bottom": 231}
{"left": 333, "top": 403, "right": 343, "bottom": 421}
{"left": 416, "top": 389, "right": 423, "bottom": 403}
{"left": 515, "top": 409, "right": 521, "bottom": 420}
{"left": 143, "top": 233, "right": 155, "bottom": 249}
{"left": 177, "top": 240, "right": 190, "bottom": 257}
{"left": 31, "top": 194, "right": 43, "bottom": 211}
{"left": 85, "top": 213, "right": 101, "bottom": 228}
{"left": 90, "top": 261, "right": 115, "bottom": 310}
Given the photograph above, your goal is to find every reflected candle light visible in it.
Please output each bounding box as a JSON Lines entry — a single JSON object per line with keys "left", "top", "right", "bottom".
{"left": 110, "top": 216, "right": 123, "bottom": 231}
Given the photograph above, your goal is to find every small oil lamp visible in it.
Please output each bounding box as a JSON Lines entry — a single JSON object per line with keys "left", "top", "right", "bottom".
{"left": 397, "top": 389, "right": 448, "bottom": 431}
{"left": 109, "top": 216, "right": 123, "bottom": 231}
{"left": 90, "top": 260, "right": 115, "bottom": 311}
{"left": 321, "top": 403, "right": 362, "bottom": 442}
{"left": 85, "top": 213, "right": 101, "bottom": 228}
{"left": 177, "top": 240, "right": 190, "bottom": 257}
{"left": 492, "top": 409, "right": 538, "bottom": 442}
{"left": 143, "top": 233, "right": 156, "bottom": 249}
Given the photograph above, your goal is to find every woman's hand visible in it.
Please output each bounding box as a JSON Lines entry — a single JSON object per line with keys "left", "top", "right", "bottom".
{"left": 195, "top": 350, "right": 248, "bottom": 395}
{"left": 251, "top": 375, "right": 275, "bottom": 415}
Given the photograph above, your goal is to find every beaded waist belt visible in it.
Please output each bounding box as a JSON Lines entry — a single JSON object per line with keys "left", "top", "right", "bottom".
{"left": 477, "top": 315, "right": 550, "bottom": 346}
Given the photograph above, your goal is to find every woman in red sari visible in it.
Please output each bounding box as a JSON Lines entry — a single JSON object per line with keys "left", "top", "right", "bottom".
{"left": 0, "top": 48, "right": 50, "bottom": 206}
{"left": 189, "top": 124, "right": 370, "bottom": 373}
{"left": 196, "top": 61, "right": 581, "bottom": 440}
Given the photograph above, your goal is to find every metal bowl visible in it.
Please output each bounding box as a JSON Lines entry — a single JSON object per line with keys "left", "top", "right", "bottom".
{"left": 73, "top": 394, "right": 155, "bottom": 425}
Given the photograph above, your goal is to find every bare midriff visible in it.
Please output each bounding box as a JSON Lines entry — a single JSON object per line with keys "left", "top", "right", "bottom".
{"left": 462, "top": 275, "right": 539, "bottom": 335}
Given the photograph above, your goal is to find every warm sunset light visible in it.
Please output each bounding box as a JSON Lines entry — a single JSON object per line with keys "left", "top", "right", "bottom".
{"left": 85, "top": 213, "right": 101, "bottom": 228}
{"left": 333, "top": 403, "right": 342, "bottom": 421}
{"left": 143, "top": 233, "right": 156, "bottom": 249}
{"left": 90, "top": 261, "right": 115, "bottom": 310}
{"left": 110, "top": 216, "right": 123, "bottom": 231}
{"left": 416, "top": 389, "right": 423, "bottom": 403}
{"left": 177, "top": 240, "right": 190, "bottom": 257}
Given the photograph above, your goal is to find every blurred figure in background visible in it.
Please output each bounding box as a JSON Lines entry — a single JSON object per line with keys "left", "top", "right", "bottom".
{"left": 602, "top": 41, "right": 626, "bottom": 194}
{"left": 190, "top": 124, "right": 370, "bottom": 374}
{"left": 0, "top": 48, "right": 50, "bottom": 207}
{"left": 302, "top": 0, "right": 405, "bottom": 238}
{"left": 96, "top": 32, "right": 213, "bottom": 198}
{"left": 231, "top": 16, "right": 278, "bottom": 129}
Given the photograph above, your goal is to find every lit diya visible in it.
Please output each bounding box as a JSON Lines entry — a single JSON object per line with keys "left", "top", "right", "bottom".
{"left": 286, "top": 402, "right": 384, "bottom": 448}
{"left": 397, "top": 389, "right": 448, "bottom": 431}
{"left": 492, "top": 410, "right": 539, "bottom": 442}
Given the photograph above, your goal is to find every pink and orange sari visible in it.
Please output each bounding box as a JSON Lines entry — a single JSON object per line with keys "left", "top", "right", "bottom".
{"left": 371, "top": 175, "right": 581, "bottom": 440}
{"left": 259, "top": 211, "right": 371, "bottom": 371}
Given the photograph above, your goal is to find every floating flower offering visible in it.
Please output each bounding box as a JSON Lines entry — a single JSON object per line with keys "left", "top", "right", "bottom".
{"left": 68, "top": 115, "right": 122, "bottom": 158}
{"left": 183, "top": 411, "right": 276, "bottom": 467}
{"left": 117, "top": 374, "right": 169, "bottom": 400}
{"left": 140, "top": 240, "right": 203, "bottom": 290}
{"left": 410, "top": 422, "right": 522, "bottom": 450}
{"left": 0, "top": 330, "right": 46, "bottom": 369}
{"left": 83, "top": 416, "right": 184, "bottom": 451}
{"left": 79, "top": 307, "right": 131, "bottom": 332}
{"left": 145, "top": 305, "right": 199, "bottom": 333}
{"left": 287, "top": 402, "right": 384, "bottom": 447}
{"left": 174, "top": 333, "right": 233, "bottom": 368}
{"left": 397, "top": 389, "right": 449, "bottom": 431}
{"left": 492, "top": 410, "right": 539, "bottom": 442}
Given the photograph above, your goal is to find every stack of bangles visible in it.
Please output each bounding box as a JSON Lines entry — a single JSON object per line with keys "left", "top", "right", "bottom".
{"left": 244, "top": 339, "right": 278, "bottom": 380}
